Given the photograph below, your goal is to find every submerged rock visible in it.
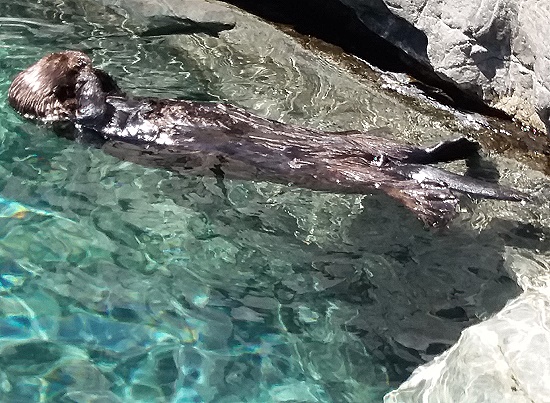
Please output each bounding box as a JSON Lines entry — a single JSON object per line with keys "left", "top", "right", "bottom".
{"left": 224, "top": 0, "right": 550, "bottom": 136}
{"left": 96, "top": 0, "right": 236, "bottom": 36}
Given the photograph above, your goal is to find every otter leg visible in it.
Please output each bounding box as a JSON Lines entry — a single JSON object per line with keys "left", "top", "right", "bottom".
{"left": 210, "top": 163, "right": 229, "bottom": 199}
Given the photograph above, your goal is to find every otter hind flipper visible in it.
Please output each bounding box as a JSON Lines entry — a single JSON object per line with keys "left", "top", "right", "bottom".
{"left": 331, "top": 161, "right": 461, "bottom": 227}
{"left": 408, "top": 137, "right": 481, "bottom": 164}
{"left": 382, "top": 182, "right": 460, "bottom": 228}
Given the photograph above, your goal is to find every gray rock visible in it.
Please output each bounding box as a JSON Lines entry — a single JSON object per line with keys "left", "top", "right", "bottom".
{"left": 338, "top": 0, "right": 550, "bottom": 133}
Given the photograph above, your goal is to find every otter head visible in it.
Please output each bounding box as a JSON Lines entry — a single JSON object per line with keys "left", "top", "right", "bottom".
{"left": 8, "top": 51, "right": 93, "bottom": 123}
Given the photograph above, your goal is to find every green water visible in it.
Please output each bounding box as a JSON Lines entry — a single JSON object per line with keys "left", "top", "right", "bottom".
{"left": 0, "top": 1, "right": 548, "bottom": 402}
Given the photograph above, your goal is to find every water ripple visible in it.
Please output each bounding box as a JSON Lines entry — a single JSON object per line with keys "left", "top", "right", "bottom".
{"left": 0, "top": 0, "right": 548, "bottom": 402}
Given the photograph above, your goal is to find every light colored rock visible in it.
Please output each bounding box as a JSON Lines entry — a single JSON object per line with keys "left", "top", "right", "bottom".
{"left": 385, "top": 290, "right": 550, "bottom": 403}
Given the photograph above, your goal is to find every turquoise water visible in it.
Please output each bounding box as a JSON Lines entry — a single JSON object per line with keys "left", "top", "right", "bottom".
{"left": 0, "top": 1, "right": 548, "bottom": 402}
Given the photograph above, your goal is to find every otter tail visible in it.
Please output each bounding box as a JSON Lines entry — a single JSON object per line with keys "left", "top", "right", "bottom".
{"left": 393, "top": 164, "right": 526, "bottom": 202}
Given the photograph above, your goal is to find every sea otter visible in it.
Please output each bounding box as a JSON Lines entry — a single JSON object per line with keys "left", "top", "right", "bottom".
{"left": 8, "top": 50, "right": 525, "bottom": 227}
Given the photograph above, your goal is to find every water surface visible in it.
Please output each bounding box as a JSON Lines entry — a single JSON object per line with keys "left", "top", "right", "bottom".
{"left": 0, "top": 1, "right": 549, "bottom": 402}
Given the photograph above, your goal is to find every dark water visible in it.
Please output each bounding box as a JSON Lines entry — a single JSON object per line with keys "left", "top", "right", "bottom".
{"left": 0, "top": 1, "right": 549, "bottom": 402}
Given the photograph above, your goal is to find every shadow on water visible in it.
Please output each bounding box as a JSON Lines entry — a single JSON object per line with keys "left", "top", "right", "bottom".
{"left": 0, "top": 0, "right": 546, "bottom": 402}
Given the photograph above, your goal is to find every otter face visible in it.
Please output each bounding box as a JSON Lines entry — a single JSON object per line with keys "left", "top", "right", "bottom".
{"left": 8, "top": 50, "right": 92, "bottom": 122}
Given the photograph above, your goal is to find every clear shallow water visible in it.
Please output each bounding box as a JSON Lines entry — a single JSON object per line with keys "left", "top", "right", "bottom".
{"left": 0, "top": 1, "right": 549, "bottom": 402}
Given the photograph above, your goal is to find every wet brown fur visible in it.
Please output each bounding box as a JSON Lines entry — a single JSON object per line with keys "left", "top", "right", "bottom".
{"left": 8, "top": 51, "right": 91, "bottom": 121}
{"left": 8, "top": 51, "right": 122, "bottom": 122}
